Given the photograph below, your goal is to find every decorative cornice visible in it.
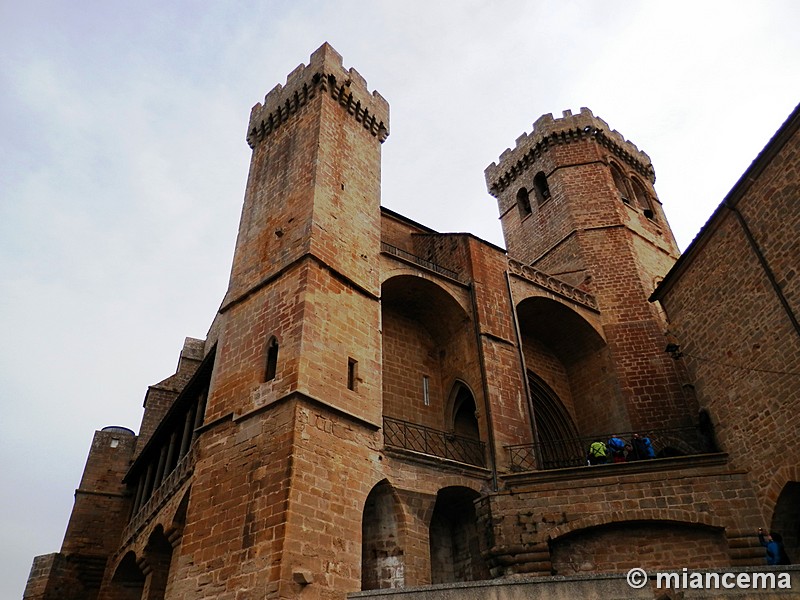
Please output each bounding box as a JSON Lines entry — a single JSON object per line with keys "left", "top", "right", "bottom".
{"left": 507, "top": 258, "right": 598, "bottom": 311}
{"left": 485, "top": 107, "right": 654, "bottom": 197}
{"left": 246, "top": 43, "right": 389, "bottom": 149}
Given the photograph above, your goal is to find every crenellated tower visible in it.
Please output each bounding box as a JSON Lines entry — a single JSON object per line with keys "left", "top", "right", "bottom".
{"left": 486, "top": 108, "right": 689, "bottom": 431}
{"left": 176, "top": 43, "right": 391, "bottom": 598}
{"left": 210, "top": 42, "right": 389, "bottom": 425}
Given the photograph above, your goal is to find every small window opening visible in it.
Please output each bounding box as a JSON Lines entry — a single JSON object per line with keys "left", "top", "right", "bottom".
{"left": 610, "top": 163, "right": 631, "bottom": 204}
{"left": 110, "top": 438, "right": 120, "bottom": 448}
{"left": 423, "top": 376, "right": 430, "bottom": 406}
{"left": 348, "top": 358, "right": 358, "bottom": 391}
{"left": 516, "top": 187, "right": 532, "bottom": 218}
{"left": 265, "top": 337, "right": 279, "bottom": 381}
{"left": 631, "top": 178, "right": 655, "bottom": 218}
{"left": 533, "top": 172, "right": 551, "bottom": 205}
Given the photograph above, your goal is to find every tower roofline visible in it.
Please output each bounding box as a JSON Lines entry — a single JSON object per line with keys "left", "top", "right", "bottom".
{"left": 484, "top": 107, "right": 654, "bottom": 197}
{"left": 246, "top": 42, "right": 389, "bottom": 148}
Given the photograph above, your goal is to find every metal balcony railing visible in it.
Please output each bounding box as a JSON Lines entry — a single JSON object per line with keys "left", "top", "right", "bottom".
{"left": 383, "top": 416, "right": 486, "bottom": 467}
{"left": 380, "top": 242, "right": 465, "bottom": 283}
{"left": 507, "top": 426, "right": 716, "bottom": 472}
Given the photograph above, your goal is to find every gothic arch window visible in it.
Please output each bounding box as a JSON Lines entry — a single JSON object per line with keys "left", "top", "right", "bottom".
{"left": 631, "top": 177, "right": 655, "bottom": 218}
{"left": 264, "top": 336, "right": 279, "bottom": 381}
{"left": 533, "top": 172, "right": 551, "bottom": 206}
{"left": 450, "top": 381, "right": 479, "bottom": 441}
{"left": 610, "top": 162, "right": 632, "bottom": 204}
{"left": 516, "top": 187, "right": 532, "bottom": 218}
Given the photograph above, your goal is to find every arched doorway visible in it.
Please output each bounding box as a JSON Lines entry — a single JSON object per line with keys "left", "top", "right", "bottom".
{"left": 771, "top": 482, "right": 800, "bottom": 563}
{"left": 143, "top": 526, "right": 174, "bottom": 600}
{"left": 361, "top": 481, "right": 405, "bottom": 590}
{"left": 108, "top": 551, "right": 145, "bottom": 600}
{"left": 429, "top": 487, "right": 489, "bottom": 584}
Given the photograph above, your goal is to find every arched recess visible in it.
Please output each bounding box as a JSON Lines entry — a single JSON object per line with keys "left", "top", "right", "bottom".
{"left": 516, "top": 296, "right": 624, "bottom": 440}
{"left": 171, "top": 488, "right": 191, "bottom": 534}
{"left": 108, "top": 551, "right": 145, "bottom": 600}
{"left": 770, "top": 482, "right": 800, "bottom": 563}
{"left": 630, "top": 177, "right": 654, "bottom": 218}
{"left": 429, "top": 486, "right": 489, "bottom": 584}
{"left": 142, "top": 525, "right": 174, "bottom": 600}
{"left": 381, "top": 275, "right": 476, "bottom": 433}
{"left": 533, "top": 172, "right": 551, "bottom": 205}
{"left": 610, "top": 161, "right": 632, "bottom": 204}
{"left": 450, "top": 381, "right": 479, "bottom": 441}
{"left": 551, "top": 520, "right": 728, "bottom": 574}
{"left": 361, "top": 480, "right": 406, "bottom": 590}
{"left": 528, "top": 371, "right": 581, "bottom": 468}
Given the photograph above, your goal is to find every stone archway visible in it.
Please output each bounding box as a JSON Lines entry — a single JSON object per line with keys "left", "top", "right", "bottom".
{"left": 361, "top": 480, "right": 406, "bottom": 590}
{"left": 429, "top": 486, "right": 489, "bottom": 584}
{"left": 771, "top": 481, "right": 800, "bottom": 563}
{"left": 107, "top": 551, "right": 145, "bottom": 600}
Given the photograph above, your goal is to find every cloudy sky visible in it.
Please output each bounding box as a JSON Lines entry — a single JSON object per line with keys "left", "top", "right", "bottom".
{"left": 1, "top": 1, "right": 798, "bottom": 596}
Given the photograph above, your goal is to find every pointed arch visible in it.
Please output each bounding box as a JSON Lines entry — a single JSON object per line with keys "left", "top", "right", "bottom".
{"left": 528, "top": 371, "right": 581, "bottom": 468}
{"left": 610, "top": 161, "right": 632, "bottom": 204}
{"left": 449, "top": 381, "right": 479, "bottom": 441}
{"left": 630, "top": 176, "right": 654, "bottom": 218}
{"left": 361, "top": 480, "right": 406, "bottom": 590}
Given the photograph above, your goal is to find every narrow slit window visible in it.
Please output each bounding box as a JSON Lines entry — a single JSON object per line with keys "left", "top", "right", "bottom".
{"left": 347, "top": 358, "right": 358, "bottom": 391}
{"left": 265, "top": 337, "right": 279, "bottom": 381}
{"left": 423, "top": 375, "right": 430, "bottom": 406}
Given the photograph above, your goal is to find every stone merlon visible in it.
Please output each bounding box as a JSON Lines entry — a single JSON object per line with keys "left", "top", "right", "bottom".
{"left": 246, "top": 42, "right": 389, "bottom": 148}
{"left": 484, "top": 107, "right": 654, "bottom": 196}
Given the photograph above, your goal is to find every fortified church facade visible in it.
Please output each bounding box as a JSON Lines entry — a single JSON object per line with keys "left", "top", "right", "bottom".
{"left": 25, "top": 44, "right": 800, "bottom": 599}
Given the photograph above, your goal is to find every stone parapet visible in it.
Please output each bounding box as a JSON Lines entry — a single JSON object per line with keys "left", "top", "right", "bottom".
{"left": 247, "top": 42, "right": 389, "bottom": 148}
{"left": 485, "top": 107, "right": 654, "bottom": 196}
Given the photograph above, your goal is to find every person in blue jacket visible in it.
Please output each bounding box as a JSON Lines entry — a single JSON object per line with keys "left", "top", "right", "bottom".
{"left": 759, "top": 528, "right": 791, "bottom": 565}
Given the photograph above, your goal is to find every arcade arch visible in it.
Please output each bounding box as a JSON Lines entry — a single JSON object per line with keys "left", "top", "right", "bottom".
{"left": 381, "top": 276, "right": 479, "bottom": 434}
{"left": 515, "top": 296, "right": 624, "bottom": 443}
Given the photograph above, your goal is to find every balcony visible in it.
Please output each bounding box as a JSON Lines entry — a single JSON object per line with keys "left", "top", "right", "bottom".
{"left": 380, "top": 242, "right": 466, "bottom": 284}
{"left": 507, "top": 427, "right": 715, "bottom": 472}
{"left": 383, "top": 417, "right": 486, "bottom": 467}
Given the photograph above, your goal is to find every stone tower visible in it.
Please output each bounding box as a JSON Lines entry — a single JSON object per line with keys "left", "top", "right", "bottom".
{"left": 485, "top": 108, "right": 689, "bottom": 432}
{"left": 168, "top": 44, "right": 390, "bottom": 598}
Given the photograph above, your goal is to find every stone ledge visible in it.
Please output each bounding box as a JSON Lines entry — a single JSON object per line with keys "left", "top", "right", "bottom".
{"left": 501, "top": 452, "right": 732, "bottom": 489}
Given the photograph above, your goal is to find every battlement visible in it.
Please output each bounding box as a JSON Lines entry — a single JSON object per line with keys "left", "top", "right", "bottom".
{"left": 485, "top": 107, "right": 654, "bottom": 196}
{"left": 246, "top": 42, "right": 389, "bottom": 148}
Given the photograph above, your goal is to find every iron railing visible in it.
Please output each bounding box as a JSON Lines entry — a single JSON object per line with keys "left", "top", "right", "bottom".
{"left": 507, "top": 426, "right": 716, "bottom": 472}
{"left": 380, "top": 242, "right": 465, "bottom": 282}
{"left": 383, "top": 416, "right": 486, "bottom": 467}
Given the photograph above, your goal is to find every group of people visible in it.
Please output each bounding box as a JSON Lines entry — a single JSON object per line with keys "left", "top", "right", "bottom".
{"left": 587, "top": 433, "right": 655, "bottom": 465}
